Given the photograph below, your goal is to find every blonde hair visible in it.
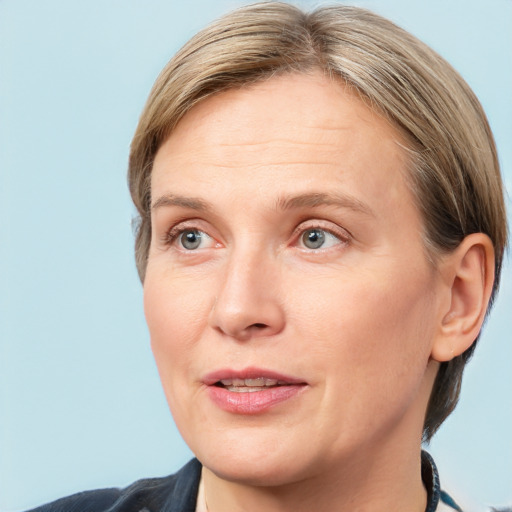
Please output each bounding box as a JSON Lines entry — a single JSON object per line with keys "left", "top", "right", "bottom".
{"left": 128, "top": 2, "right": 507, "bottom": 440}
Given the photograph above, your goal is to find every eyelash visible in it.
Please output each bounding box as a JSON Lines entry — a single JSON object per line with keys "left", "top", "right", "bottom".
{"left": 292, "top": 222, "right": 350, "bottom": 251}
{"left": 162, "top": 220, "right": 351, "bottom": 251}
{"left": 164, "top": 222, "right": 212, "bottom": 248}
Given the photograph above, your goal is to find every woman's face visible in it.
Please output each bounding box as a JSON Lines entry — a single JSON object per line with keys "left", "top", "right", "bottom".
{"left": 145, "top": 72, "right": 443, "bottom": 485}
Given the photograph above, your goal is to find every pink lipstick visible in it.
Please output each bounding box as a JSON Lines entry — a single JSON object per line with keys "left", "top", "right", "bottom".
{"left": 203, "top": 368, "right": 307, "bottom": 414}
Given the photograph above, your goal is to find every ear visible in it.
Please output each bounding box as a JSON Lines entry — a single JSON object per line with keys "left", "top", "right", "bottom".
{"left": 431, "top": 233, "right": 495, "bottom": 362}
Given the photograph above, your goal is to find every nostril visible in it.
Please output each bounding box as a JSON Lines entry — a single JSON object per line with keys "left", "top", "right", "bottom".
{"left": 252, "top": 323, "right": 267, "bottom": 329}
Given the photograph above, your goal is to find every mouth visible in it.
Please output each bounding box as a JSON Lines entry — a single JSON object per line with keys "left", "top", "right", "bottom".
{"left": 203, "top": 368, "right": 308, "bottom": 414}
{"left": 214, "top": 377, "right": 293, "bottom": 393}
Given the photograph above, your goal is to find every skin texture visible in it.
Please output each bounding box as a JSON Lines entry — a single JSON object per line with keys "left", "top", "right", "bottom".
{"left": 144, "top": 72, "right": 493, "bottom": 512}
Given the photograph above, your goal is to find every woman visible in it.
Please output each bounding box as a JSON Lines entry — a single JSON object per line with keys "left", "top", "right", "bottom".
{"left": 27, "top": 2, "right": 507, "bottom": 511}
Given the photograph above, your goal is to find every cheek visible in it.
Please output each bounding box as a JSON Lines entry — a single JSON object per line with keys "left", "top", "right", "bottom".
{"left": 143, "top": 271, "right": 210, "bottom": 381}
{"left": 143, "top": 272, "right": 213, "bottom": 437}
{"left": 289, "top": 267, "right": 437, "bottom": 443}
{"left": 287, "top": 265, "right": 436, "bottom": 386}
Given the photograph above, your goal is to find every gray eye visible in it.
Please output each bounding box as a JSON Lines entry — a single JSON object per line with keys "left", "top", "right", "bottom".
{"left": 302, "top": 229, "right": 326, "bottom": 249}
{"left": 180, "top": 230, "right": 203, "bottom": 250}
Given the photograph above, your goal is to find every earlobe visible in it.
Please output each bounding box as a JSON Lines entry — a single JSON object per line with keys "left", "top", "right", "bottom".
{"left": 431, "top": 233, "right": 495, "bottom": 362}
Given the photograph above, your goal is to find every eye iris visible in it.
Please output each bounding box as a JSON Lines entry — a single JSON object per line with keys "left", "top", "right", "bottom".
{"left": 303, "top": 229, "right": 325, "bottom": 249}
{"left": 181, "top": 230, "right": 202, "bottom": 250}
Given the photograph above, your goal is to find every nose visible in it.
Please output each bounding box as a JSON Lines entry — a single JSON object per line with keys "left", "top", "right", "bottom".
{"left": 208, "top": 249, "right": 285, "bottom": 341}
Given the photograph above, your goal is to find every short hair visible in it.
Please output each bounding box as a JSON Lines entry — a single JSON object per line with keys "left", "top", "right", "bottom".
{"left": 128, "top": 1, "right": 508, "bottom": 440}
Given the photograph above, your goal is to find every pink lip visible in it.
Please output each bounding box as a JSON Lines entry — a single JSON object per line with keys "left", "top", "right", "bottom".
{"left": 203, "top": 367, "right": 308, "bottom": 415}
{"left": 202, "top": 367, "right": 306, "bottom": 386}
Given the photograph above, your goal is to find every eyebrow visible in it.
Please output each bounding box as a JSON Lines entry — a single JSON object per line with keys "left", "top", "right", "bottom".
{"left": 276, "top": 192, "right": 375, "bottom": 217}
{"left": 151, "top": 191, "right": 374, "bottom": 217}
{"left": 152, "top": 194, "right": 212, "bottom": 212}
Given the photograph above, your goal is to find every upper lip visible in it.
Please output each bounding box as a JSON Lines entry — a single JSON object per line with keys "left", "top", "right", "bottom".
{"left": 202, "top": 367, "right": 307, "bottom": 386}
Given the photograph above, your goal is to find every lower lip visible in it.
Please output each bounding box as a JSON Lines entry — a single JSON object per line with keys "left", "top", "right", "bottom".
{"left": 206, "top": 385, "right": 306, "bottom": 414}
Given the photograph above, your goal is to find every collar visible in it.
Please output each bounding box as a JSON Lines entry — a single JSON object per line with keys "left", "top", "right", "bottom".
{"left": 423, "top": 450, "right": 442, "bottom": 512}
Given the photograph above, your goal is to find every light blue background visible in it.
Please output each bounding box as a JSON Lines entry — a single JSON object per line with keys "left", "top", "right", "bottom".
{"left": 1, "top": 1, "right": 510, "bottom": 510}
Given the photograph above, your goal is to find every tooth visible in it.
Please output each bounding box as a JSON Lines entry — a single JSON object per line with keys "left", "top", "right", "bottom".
{"left": 245, "top": 378, "right": 265, "bottom": 386}
{"left": 219, "top": 377, "right": 283, "bottom": 389}
{"left": 226, "top": 386, "right": 266, "bottom": 392}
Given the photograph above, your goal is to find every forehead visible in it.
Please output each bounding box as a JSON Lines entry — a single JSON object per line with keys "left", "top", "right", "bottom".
{"left": 156, "top": 72, "right": 405, "bottom": 163}
{"left": 152, "top": 72, "right": 417, "bottom": 227}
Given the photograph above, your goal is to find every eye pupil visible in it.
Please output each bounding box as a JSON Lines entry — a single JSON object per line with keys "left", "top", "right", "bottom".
{"left": 303, "top": 229, "right": 325, "bottom": 249}
{"left": 181, "top": 230, "right": 202, "bottom": 250}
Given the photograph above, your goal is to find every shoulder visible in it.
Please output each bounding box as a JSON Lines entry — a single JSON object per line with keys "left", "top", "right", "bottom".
{"left": 25, "top": 458, "right": 202, "bottom": 512}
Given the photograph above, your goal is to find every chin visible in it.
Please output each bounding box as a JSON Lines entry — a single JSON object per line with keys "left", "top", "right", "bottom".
{"left": 193, "top": 434, "right": 311, "bottom": 487}
{"left": 206, "top": 456, "right": 302, "bottom": 487}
